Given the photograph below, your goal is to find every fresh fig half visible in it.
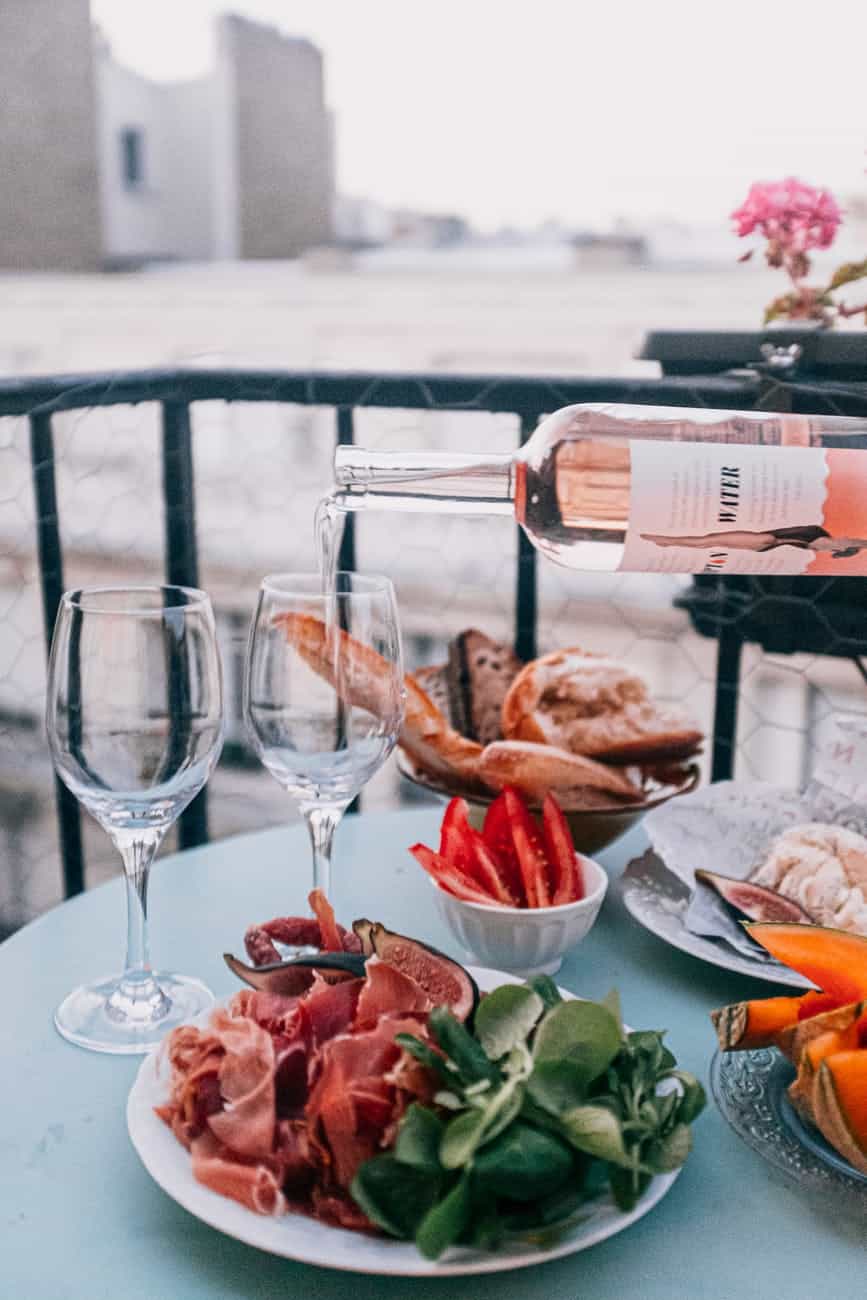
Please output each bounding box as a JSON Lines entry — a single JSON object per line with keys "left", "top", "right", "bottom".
{"left": 352, "top": 919, "right": 479, "bottom": 1021}
{"left": 695, "top": 870, "right": 813, "bottom": 925}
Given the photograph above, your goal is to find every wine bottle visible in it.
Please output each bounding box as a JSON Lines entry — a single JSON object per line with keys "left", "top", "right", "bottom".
{"left": 332, "top": 403, "right": 867, "bottom": 576}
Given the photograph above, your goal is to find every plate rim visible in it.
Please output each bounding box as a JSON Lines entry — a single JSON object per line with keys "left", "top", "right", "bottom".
{"left": 127, "top": 964, "right": 680, "bottom": 1277}
{"left": 620, "top": 849, "right": 811, "bottom": 990}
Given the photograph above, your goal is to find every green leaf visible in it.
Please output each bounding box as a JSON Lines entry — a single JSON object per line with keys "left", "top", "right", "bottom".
{"left": 644, "top": 1123, "right": 692, "bottom": 1173}
{"left": 828, "top": 258, "right": 867, "bottom": 291}
{"left": 415, "top": 1174, "right": 472, "bottom": 1260}
{"left": 600, "top": 988, "right": 623, "bottom": 1034}
{"left": 609, "top": 1165, "right": 651, "bottom": 1213}
{"left": 533, "top": 1001, "right": 623, "bottom": 1086}
{"left": 481, "top": 1079, "right": 526, "bottom": 1146}
{"left": 666, "top": 1071, "right": 707, "bottom": 1126}
{"left": 429, "top": 1007, "right": 499, "bottom": 1084}
{"left": 465, "top": 1204, "right": 505, "bottom": 1251}
{"left": 440, "top": 1107, "right": 490, "bottom": 1170}
{"left": 500, "top": 1182, "right": 588, "bottom": 1232}
{"left": 395, "top": 1104, "right": 444, "bottom": 1171}
{"left": 475, "top": 985, "right": 544, "bottom": 1061}
{"left": 350, "top": 1156, "right": 442, "bottom": 1239}
{"left": 394, "top": 1033, "right": 450, "bottom": 1081}
{"left": 527, "top": 1059, "right": 587, "bottom": 1115}
{"left": 560, "top": 1104, "right": 630, "bottom": 1167}
{"left": 525, "top": 973, "right": 563, "bottom": 1011}
{"left": 473, "top": 1122, "right": 575, "bottom": 1201}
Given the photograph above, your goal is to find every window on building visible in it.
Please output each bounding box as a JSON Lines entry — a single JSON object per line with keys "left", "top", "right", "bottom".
{"left": 119, "top": 127, "right": 145, "bottom": 190}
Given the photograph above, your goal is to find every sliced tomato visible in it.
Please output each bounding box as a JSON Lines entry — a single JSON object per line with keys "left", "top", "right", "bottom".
{"left": 409, "top": 843, "right": 501, "bottom": 905}
{"left": 503, "top": 788, "right": 551, "bottom": 908}
{"left": 542, "top": 794, "right": 584, "bottom": 904}
{"left": 482, "top": 790, "right": 526, "bottom": 905}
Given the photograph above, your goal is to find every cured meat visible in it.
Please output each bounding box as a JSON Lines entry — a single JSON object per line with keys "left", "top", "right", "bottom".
{"left": 157, "top": 909, "right": 447, "bottom": 1235}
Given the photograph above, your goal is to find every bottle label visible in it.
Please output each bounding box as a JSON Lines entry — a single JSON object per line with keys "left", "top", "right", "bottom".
{"left": 621, "top": 440, "right": 867, "bottom": 575}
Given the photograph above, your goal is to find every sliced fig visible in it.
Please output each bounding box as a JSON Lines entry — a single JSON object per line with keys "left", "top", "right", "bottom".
{"left": 352, "top": 919, "right": 479, "bottom": 1021}
{"left": 695, "top": 870, "right": 813, "bottom": 925}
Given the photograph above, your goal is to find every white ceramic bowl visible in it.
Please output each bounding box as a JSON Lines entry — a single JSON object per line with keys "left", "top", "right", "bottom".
{"left": 428, "top": 854, "right": 608, "bottom": 977}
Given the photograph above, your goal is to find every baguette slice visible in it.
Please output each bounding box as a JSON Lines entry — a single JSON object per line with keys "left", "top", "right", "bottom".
{"left": 446, "top": 629, "right": 523, "bottom": 746}
{"left": 478, "top": 739, "right": 642, "bottom": 803}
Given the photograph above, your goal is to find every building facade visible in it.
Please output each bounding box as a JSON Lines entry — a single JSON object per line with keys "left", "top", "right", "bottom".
{"left": 0, "top": 12, "right": 334, "bottom": 269}
{"left": 0, "top": 0, "right": 102, "bottom": 270}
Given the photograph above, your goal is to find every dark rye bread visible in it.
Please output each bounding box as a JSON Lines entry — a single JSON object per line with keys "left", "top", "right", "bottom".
{"left": 447, "top": 629, "right": 523, "bottom": 746}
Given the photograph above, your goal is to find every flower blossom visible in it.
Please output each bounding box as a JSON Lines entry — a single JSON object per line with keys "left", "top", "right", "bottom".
{"left": 732, "top": 178, "right": 841, "bottom": 257}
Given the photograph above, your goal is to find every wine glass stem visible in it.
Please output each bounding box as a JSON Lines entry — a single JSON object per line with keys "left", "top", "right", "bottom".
{"left": 113, "top": 829, "right": 166, "bottom": 1009}
{"left": 305, "top": 805, "right": 344, "bottom": 898}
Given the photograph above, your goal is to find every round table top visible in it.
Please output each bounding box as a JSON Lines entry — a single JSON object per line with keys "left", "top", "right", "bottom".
{"left": 2, "top": 808, "right": 864, "bottom": 1299}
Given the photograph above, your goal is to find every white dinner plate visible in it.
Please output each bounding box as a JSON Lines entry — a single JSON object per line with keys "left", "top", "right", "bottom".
{"left": 620, "top": 850, "right": 811, "bottom": 990}
{"left": 127, "top": 966, "right": 681, "bottom": 1276}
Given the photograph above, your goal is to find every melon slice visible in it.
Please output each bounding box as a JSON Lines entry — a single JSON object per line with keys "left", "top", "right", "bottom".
{"left": 813, "top": 1051, "right": 867, "bottom": 1176}
{"left": 747, "top": 924, "right": 867, "bottom": 1005}
{"left": 778, "top": 1000, "right": 864, "bottom": 1063}
{"left": 711, "top": 994, "right": 809, "bottom": 1051}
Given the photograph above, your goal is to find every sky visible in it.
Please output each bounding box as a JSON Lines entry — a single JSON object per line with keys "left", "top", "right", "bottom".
{"left": 91, "top": 0, "right": 867, "bottom": 232}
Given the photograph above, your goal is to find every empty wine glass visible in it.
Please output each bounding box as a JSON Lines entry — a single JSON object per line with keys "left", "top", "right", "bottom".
{"left": 244, "top": 572, "right": 404, "bottom": 904}
{"left": 47, "top": 586, "right": 224, "bottom": 1053}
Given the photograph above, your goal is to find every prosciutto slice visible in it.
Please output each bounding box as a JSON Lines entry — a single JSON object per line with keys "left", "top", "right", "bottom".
{"left": 156, "top": 906, "right": 444, "bottom": 1235}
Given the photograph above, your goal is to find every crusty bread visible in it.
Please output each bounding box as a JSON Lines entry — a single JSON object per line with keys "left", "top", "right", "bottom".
{"left": 477, "top": 739, "right": 642, "bottom": 802}
{"left": 276, "top": 613, "right": 484, "bottom": 785}
{"left": 751, "top": 823, "right": 867, "bottom": 936}
{"left": 447, "top": 629, "right": 522, "bottom": 746}
{"left": 501, "top": 647, "right": 702, "bottom": 763}
{"left": 413, "top": 664, "right": 452, "bottom": 723}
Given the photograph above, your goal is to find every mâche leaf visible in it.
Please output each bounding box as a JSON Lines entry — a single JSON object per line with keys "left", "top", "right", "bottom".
{"left": 527, "top": 1059, "right": 587, "bottom": 1114}
{"left": 560, "top": 1104, "right": 630, "bottom": 1167}
{"left": 395, "top": 1104, "right": 445, "bottom": 1171}
{"left": 429, "top": 1007, "right": 499, "bottom": 1083}
{"left": 533, "top": 1001, "right": 622, "bottom": 1085}
{"left": 525, "top": 973, "right": 563, "bottom": 1011}
{"left": 666, "top": 1070, "right": 707, "bottom": 1126}
{"left": 440, "top": 1107, "right": 491, "bottom": 1169}
{"left": 473, "top": 1122, "right": 575, "bottom": 1201}
{"left": 350, "top": 1156, "right": 443, "bottom": 1239}
{"left": 644, "top": 1123, "right": 692, "bottom": 1173}
{"left": 475, "top": 985, "right": 544, "bottom": 1061}
{"left": 394, "top": 1033, "right": 450, "bottom": 1081}
{"left": 415, "top": 1173, "right": 472, "bottom": 1260}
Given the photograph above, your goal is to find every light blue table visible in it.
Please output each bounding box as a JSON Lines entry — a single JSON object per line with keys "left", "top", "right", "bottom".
{"left": 2, "top": 809, "right": 865, "bottom": 1298}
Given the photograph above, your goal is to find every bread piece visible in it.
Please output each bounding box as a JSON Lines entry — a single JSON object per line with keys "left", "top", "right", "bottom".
{"left": 446, "top": 629, "right": 522, "bottom": 746}
{"left": 413, "top": 664, "right": 452, "bottom": 723}
{"left": 751, "top": 823, "right": 867, "bottom": 936}
{"left": 276, "top": 613, "right": 483, "bottom": 785}
{"left": 502, "top": 647, "right": 702, "bottom": 763}
{"left": 477, "top": 739, "right": 642, "bottom": 803}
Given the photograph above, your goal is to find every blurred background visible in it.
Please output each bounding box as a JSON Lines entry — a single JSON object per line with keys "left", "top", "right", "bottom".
{"left": 1, "top": 0, "right": 866, "bottom": 932}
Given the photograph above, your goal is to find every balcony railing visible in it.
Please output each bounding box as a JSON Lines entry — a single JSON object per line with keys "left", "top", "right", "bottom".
{"left": 4, "top": 365, "right": 867, "bottom": 901}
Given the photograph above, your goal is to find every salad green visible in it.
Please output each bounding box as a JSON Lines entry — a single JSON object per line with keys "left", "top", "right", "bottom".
{"left": 350, "top": 976, "right": 705, "bottom": 1259}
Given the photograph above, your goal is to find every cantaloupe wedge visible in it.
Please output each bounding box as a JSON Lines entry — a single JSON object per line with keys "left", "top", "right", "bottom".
{"left": 777, "top": 1001, "right": 864, "bottom": 1064}
{"left": 812, "top": 1051, "right": 867, "bottom": 1176}
{"left": 711, "top": 994, "right": 815, "bottom": 1051}
{"left": 787, "top": 1014, "right": 863, "bottom": 1123}
{"left": 747, "top": 924, "right": 867, "bottom": 1005}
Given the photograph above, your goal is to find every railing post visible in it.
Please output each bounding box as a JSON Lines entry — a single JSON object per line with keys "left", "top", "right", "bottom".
{"left": 711, "top": 626, "right": 743, "bottom": 781}
{"left": 161, "top": 401, "right": 208, "bottom": 850}
{"left": 515, "top": 413, "right": 538, "bottom": 662}
{"left": 28, "top": 412, "right": 85, "bottom": 898}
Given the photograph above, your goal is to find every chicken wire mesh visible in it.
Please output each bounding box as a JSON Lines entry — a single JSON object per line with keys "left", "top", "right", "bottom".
{"left": 2, "top": 374, "right": 867, "bottom": 934}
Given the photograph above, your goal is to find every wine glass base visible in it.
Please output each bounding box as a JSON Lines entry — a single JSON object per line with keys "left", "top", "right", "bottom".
{"left": 54, "top": 971, "right": 215, "bottom": 1055}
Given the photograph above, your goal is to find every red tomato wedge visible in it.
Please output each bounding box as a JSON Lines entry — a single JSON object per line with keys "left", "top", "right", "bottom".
{"left": 438, "top": 798, "right": 516, "bottom": 905}
{"left": 503, "top": 788, "right": 552, "bottom": 908}
{"left": 409, "top": 843, "right": 500, "bottom": 905}
{"left": 541, "top": 795, "right": 584, "bottom": 905}
{"left": 482, "top": 792, "right": 526, "bottom": 906}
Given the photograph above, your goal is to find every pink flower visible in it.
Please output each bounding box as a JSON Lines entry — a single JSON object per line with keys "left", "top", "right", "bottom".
{"left": 731, "top": 178, "right": 841, "bottom": 256}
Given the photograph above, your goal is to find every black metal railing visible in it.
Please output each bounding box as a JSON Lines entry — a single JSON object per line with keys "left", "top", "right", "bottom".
{"left": 4, "top": 365, "right": 867, "bottom": 899}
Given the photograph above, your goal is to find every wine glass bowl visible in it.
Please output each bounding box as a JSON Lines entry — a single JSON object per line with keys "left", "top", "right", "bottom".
{"left": 47, "top": 586, "right": 224, "bottom": 1053}
{"left": 244, "top": 573, "right": 404, "bottom": 900}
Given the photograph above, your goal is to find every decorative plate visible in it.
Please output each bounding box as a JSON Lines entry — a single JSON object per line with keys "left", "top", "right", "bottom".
{"left": 620, "top": 849, "right": 811, "bottom": 989}
{"left": 710, "top": 1047, "right": 867, "bottom": 1211}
